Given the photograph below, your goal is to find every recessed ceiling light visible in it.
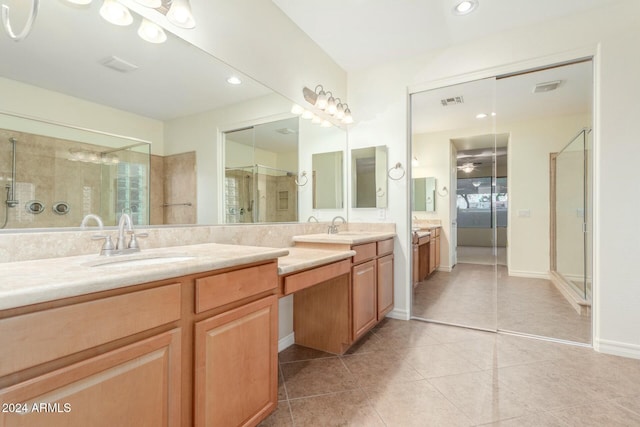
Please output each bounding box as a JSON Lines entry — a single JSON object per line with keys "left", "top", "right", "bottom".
{"left": 227, "top": 76, "right": 242, "bottom": 85}
{"left": 476, "top": 113, "right": 487, "bottom": 119}
{"left": 453, "top": 0, "right": 479, "bottom": 15}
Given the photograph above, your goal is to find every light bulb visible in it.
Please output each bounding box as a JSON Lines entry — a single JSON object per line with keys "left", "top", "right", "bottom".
{"left": 314, "top": 87, "right": 328, "bottom": 109}
{"left": 100, "top": 0, "right": 133, "bottom": 26}
{"left": 335, "top": 103, "right": 345, "bottom": 120}
{"left": 342, "top": 107, "right": 353, "bottom": 124}
{"left": 325, "top": 94, "right": 337, "bottom": 115}
{"left": 137, "top": 19, "right": 167, "bottom": 43}
{"left": 167, "top": 0, "right": 196, "bottom": 29}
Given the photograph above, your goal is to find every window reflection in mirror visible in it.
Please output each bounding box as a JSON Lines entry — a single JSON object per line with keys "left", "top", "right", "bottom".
{"left": 351, "top": 146, "right": 387, "bottom": 208}
{"left": 312, "top": 151, "right": 343, "bottom": 209}
{"left": 223, "top": 117, "right": 299, "bottom": 223}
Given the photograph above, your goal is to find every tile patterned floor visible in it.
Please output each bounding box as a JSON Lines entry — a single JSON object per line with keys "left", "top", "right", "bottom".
{"left": 260, "top": 319, "right": 640, "bottom": 426}
{"left": 412, "top": 263, "right": 591, "bottom": 343}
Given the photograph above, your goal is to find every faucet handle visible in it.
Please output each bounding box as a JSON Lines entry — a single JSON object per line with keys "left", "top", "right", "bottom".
{"left": 127, "top": 232, "right": 148, "bottom": 250}
{"left": 91, "top": 234, "right": 115, "bottom": 253}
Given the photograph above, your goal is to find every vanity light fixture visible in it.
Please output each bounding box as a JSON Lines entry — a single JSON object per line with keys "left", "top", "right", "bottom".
{"left": 302, "top": 85, "right": 353, "bottom": 125}
{"left": 100, "top": 0, "right": 133, "bottom": 26}
{"left": 226, "top": 76, "right": 242, "bottom": 85}
{"left": 453, "top": 0, "right": 479, "bottom": 15}
{"left": 137, "top": 18, "right": 167, "bottom": 43}
{"left": 167, "top": 0, "right": 196, "bottom": 29}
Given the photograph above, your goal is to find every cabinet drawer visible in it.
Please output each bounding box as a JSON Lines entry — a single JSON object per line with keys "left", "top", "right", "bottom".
{"left": 418, "top": 235, "right": 430, "bottom": 246}
{"left": 0, "top": 284, "right": 181, "bottom": 377}
{"left": 352, "top": 242, "right": 376, "bottom": 264}
{"left": 196, "top": 262, "right": 276, "bottom": 313}
{"left": 377, "top": 238, "right": 394, "bottom": 256}
{"left": 283, "top": 259, "right": 350, "bottom": 295}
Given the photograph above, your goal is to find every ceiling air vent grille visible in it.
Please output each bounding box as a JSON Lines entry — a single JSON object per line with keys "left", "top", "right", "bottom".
{"left": 533, "top": 80, "right": 562, "bottom": 93}
{"left": 441, "top": 96, "right": 464, "bottom": 106}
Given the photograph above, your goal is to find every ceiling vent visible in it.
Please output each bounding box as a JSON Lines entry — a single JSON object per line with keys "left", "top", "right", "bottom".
{"left": 100, "top": 56, "right": 139, "bottom": 73}
{"left": 533, "top": 80, "right": 562, "bottom": 93}
{"left": 275, "top": 128, "right": 298, "bottom": 135}
{"left": 441, "top": 96, "right": 464, "bottom": 106}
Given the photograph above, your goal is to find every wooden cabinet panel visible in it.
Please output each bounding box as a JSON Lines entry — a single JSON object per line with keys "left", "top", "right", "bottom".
{"left": 412, "top": 244, "right": 419, "bottom": 288}
{"left": 352, "top": 242, "right": 376, "bottom": 264}
{"left": 429, "top": 239, "right": 436, "bottom": 275}
{"left": 283, "top": 259, "right": 350, "bottom": 295}
{"left": 376, "top": 238, "right": 394, "bottom": 256}
{"left": 0, "top": 329, "right": 181, "bottom": 427}
{"left": 435, "top": 235, "right": 441, "bottom": 269}
{"left": 195, "top": 262, "right": 276, "bottom": 313}
{"left": 352, "top": 260, "right": 377, "bottom": 340}
{"left": 377, "top": 254, "right": 394, "bottom": 320}
{"left": 194, "top": 295, "right": 277, "bottom": 427}
{"left": 0, "top": 284, "right": 181, "bottom": 377}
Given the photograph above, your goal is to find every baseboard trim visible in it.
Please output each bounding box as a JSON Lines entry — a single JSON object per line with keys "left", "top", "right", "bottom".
{"left": 508, "top": 270, "right": 550, "bottom": 280}
{"left": 278, "top": 332, "right": 295, "bottom": 352}
{"left": 596, "top": 339, "right": 640, "bottom": 360}
{"left": 386, "top": 308, "right": 410, "bottom": 321}
{"left": 437, "top": 265, "right": 453, "bottom": 272}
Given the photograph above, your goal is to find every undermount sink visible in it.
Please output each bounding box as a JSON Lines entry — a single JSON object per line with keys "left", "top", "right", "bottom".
{"left": 84, "top": 254, "right": 195, "bottom": 268}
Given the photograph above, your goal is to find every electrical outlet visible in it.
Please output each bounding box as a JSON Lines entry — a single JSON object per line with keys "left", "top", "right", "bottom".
{"left": 378, "top": 208, "right": 386, "bottom": 220}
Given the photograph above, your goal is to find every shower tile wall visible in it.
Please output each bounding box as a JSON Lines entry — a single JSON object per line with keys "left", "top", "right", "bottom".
{"left": 149, "top": 151, "right": 197, "bottom": 225}
{"left": 0, "top": 130, "right": 103, "bottom": 228}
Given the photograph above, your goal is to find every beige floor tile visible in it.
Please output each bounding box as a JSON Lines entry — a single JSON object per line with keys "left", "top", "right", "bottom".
{"left": 279, "top": 344, "right": 335, "bottom": 363}
{"left": 613, "top": 395, "right": 640, "bottom": 416}
{"left": 364, "top": 379, "right": 473, "bottom": 426}
{"left": 341, "top": 350, "right": 424, "bottom": 387}
{"left": 483, "top": 411, "right": 568, "bottom": 426}
{"left": 344, "top": 330, "right": 387, "bottom": 355}
{"left": 550, "top": 400, "right": 640, "bottom": 426}
{"left": 278, "top": 368, "right": 287, "bottom": 401}
{"left": 428, "top": 370, "right": 538, "bottom": 424}
{"left": 258, "top": 401, "right": 293, "bottom": 427}
{"left": 289, "top": 390, "right": 385, "bottom": 427}
{"left": 400, "top": 343, "right": 484, "bottom": 378}
{"left": 280, "top": 357, "right": 359, "bottom": 398}
{"left": 372, "top": 321, "right": 441, "bottom": 349}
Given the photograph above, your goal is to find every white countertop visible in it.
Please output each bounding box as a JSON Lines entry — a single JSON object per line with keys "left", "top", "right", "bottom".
{"left": 277, "top": 247, "right": 356, "bottom": 275}
{"left": 0, "top": 243, "right": 288, "bottom": 311}
{"left": 292, "top": 231, "right": 396, "bottom": 245}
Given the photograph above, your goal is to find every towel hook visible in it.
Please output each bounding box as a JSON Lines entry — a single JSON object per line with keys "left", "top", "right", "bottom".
{"left": 295, "top": 171, "right": 308, "bottom": 186}
{"left": 2, "top": 0, "right": 39, "bottom": 42}
{"left": 387, "top": 162, "right": 405, "bottom": 181}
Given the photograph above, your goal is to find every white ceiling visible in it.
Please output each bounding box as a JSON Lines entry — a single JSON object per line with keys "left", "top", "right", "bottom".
{"left": 272, "top": 0, "right": 623, "bottom": 72}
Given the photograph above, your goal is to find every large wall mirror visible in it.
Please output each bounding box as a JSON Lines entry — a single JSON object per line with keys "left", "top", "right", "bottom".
{"left": 351, "top": 146, "right": 387, "bottom": 208}
{"left": 410, "top": 60, "right": 593, "bottom": 345}
{"left": 412, "top": 177, "right": 436, "bottom": 212}
{"left": 312, "top": 151, "right": 344, "bottom": 209}
{"left": 0, "top": 1, "right": 346, "bottom": 230}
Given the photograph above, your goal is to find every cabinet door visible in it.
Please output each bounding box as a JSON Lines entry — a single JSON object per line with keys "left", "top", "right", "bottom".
{"left": 435, "top": 236, "right": 441, "bottom": 269}
{"left": 377, "top": 254, "right": 394, "bottom": 320}
{"left": 352, "top": 260, "right": 377, "bottom": 341}
{"left": 0, "top": 329, "right": 181, "bottom": 427}
{"left": 194, "top": 295, "right": 278, "bottom": 427}
{"left": 412, "top": 244, "right": 419, "bottom": 288}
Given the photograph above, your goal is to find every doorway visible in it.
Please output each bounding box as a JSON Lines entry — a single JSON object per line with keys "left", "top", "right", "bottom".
{"left": 410, "top": 60, "right": 593, "bottom": 344}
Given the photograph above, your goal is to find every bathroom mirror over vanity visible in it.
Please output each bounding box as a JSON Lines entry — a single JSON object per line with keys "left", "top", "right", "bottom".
{"left": 351, "top": 146, "right": 388, "bottom": 208}
{"left": 412, "top": 177, "right": 436, "bottom": 212}
{"left": 0, "top": 1, "right": 348, "bottom": 230}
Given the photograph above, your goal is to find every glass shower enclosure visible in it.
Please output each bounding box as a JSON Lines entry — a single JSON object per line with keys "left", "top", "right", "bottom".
{"left": 551, "top": 128, "right": 592, "bottom": 304}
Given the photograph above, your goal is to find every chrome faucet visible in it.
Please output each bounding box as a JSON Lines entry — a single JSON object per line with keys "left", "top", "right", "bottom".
{"left": 328, "top": 215, "right": 346, "bottom": 234}
{"left": 88, "top": 213, "right": 148, "bottom": 256}
{"left": 80, "top": 214, "right": 104, "bottom": 230}
{"left": 116, "top": 213, "right": 133, "bottom": 250}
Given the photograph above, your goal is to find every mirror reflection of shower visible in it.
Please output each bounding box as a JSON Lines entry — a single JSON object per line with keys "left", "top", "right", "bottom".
{"left": 2, "top": 137, "right": 18, "bottom": 229}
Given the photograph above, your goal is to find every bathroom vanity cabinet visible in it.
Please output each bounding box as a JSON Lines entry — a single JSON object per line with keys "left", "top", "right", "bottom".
{"left": 0, "top": 259, "right": 280, "bottom": 427}
{"left": 290, "top": 236, "right": 394, "bottom": 354}
{"left": 413, "top": 226, "right": 441, "bottom": 285}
